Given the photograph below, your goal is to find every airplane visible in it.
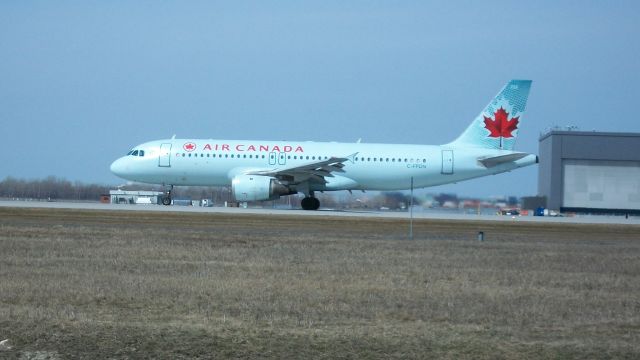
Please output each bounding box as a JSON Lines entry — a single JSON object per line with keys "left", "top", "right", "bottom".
{"left": 110, "top": 80, "right": 537, "bottom": 210}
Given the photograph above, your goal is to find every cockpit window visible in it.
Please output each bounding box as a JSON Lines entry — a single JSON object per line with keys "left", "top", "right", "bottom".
{"left": 127, "top": 149, "right": 146, "bottom": 156}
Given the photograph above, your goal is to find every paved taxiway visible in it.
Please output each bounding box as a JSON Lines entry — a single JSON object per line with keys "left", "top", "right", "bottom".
{"left": 1, "top": 200, "right": 638, "bottom": 225}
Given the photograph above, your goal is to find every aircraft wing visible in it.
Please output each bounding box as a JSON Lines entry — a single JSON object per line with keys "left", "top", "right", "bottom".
{"left": 248, "top": 155, "right": 354, "bottom": 184}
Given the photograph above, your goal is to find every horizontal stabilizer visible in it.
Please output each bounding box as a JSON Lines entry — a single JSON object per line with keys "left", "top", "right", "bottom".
{"left": 478, "top": 153, "right": 529, "bottom": 168}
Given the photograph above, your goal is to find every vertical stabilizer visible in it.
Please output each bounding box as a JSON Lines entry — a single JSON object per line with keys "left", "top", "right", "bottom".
{"left": 449, "top": 80, "right": 532, "bottom": 150}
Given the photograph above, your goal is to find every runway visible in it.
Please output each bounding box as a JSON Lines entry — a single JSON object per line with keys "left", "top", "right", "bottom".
{"left": 1, "top": 200, "right": 638, "bottom": 225}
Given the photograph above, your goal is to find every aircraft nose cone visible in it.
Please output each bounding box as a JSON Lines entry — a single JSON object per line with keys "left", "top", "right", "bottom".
{"left": 110, "top": 158, "right": 129, "bottom": 178}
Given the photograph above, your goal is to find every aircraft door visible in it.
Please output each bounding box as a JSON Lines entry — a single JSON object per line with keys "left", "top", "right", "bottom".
{"left": 441, "top": 150, "right": 453, "bottom": 174}
{"left": 278, "top": 152, "right": 286, "bottom": 165}
{"left": 159, "top": 143, "right": 172, "bottom": 167}
{"left": 269, "top": 152, "right": 277, "bottom": 165}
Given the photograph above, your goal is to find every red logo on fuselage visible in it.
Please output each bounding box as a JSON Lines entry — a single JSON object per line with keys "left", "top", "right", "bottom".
{"left": 183, "top": 142, "right": 196, "bottom": 152}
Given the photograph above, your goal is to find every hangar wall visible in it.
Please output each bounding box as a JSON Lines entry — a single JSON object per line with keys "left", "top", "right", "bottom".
{"left": 538, "top": 131, "right": 640, "bottom": 213}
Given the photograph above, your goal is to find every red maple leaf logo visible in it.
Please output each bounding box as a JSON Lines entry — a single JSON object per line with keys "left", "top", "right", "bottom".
{"left": 183, "top": 142, "right": 196, "bottom": 152}
{"left": 484, "top": 107, "right": 519, "bottom": 138}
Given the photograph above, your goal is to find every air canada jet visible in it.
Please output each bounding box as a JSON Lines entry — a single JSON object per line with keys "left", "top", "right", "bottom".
{"left": 111, "top": 80, "right": 537, "bottom": 210}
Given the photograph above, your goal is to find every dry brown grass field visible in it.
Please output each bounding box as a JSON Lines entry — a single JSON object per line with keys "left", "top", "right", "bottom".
{"left": 0, "top": 207, "right": 639, "bottom": 359}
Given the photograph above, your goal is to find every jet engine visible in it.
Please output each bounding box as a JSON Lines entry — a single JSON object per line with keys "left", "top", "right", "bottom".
{"left": 231, "top": 174, "right": 295, "bottom": 201}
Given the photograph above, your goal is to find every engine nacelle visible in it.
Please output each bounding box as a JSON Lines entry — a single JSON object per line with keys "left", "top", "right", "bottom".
{"left": 231, "top": 175, "right": 295, "bottom": 201}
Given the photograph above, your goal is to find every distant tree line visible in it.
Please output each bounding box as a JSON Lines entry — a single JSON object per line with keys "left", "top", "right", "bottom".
{"left": 0, "top": 176, "right": 111, "bottom": 201}
{"left": 0, "top": 176, "right": 422, "bottom": 209}
{"left": 0, "top": 177, "right": 234, "bottom": 203}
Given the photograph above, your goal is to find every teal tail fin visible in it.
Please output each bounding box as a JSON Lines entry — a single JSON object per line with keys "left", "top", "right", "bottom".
{"left": 449, "top": 80, "right": 532, "bottom": 150}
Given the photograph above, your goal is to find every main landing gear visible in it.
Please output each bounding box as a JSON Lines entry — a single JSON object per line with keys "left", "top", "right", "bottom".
{"left": 301, "top": 193, "right": 320, "bottom": 211}
{"left": 161, "top": 185, "right": 173, "bottom": 206}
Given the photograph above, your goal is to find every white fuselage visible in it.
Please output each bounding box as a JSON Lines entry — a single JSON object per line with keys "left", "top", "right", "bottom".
{"left": 110, "top": 138, "right": 537, "bottom": 191}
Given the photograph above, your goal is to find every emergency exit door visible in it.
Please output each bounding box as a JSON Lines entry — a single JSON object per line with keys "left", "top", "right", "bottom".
{"left": 269, "top": 152, "right": 287, "bottom": 166}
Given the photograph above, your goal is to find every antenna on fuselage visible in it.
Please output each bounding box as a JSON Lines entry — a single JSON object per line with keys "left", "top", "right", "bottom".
{"left": 171, "top": 134, "right": 176, "bottom": 139}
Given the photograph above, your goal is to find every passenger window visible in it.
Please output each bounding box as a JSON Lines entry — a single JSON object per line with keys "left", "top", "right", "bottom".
{"left": 225, "top": 154, "right": 228, "bottom": 158}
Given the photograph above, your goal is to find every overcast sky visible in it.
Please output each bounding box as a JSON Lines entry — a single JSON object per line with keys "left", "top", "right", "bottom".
{"left": 1, "top": 1, "right": 639, "bottom": 197}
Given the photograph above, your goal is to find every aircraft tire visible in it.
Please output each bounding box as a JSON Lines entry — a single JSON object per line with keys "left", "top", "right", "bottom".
{"left": 162, "top": 196, "right": 172, "bottom": 206}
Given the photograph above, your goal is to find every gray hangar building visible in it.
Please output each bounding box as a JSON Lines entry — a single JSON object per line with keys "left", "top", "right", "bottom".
{"left": 538, "top": 130, "right": 640, "bottom": 214}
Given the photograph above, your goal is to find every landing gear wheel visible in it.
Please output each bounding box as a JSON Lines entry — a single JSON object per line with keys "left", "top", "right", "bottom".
{"left": 301, "top": 197, "right": 320, "bottom": 210}
{"left": 161, "top": 184, "right": 173, "bottom": 206}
